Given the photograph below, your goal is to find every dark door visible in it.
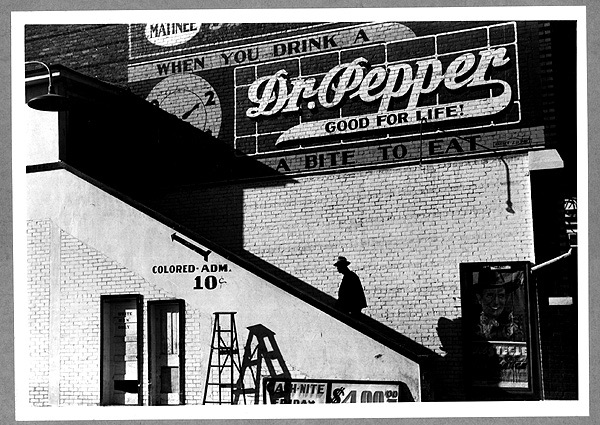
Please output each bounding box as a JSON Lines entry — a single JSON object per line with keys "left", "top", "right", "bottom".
{"left": 148, "top": 300, "right": 185, "bottom": 405}
{"left": 100, "top": 295, "right": 142, "bottom": 405}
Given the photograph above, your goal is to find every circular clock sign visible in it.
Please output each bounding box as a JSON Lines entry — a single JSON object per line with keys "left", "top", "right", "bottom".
{"left": 147, "top": 73, "right": 222, "bottom": 137}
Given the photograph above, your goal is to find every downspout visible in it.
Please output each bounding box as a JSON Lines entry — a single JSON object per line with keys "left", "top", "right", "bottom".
{"left": 531, "top": 248, "right": 573, "bottom": 272}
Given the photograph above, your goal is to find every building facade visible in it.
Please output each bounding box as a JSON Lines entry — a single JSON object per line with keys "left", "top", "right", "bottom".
{"left": 23, "top": 18, "right": 578, "bottom": 407}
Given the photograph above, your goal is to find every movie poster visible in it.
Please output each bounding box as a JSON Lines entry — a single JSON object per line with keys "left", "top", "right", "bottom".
{"left": 461, "top": 262, "right": 540, "bottom": 399}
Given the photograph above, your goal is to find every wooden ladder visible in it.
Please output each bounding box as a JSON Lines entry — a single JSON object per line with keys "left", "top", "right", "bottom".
{"left": 202, "top": 312, "right": 245, "bottom": 405}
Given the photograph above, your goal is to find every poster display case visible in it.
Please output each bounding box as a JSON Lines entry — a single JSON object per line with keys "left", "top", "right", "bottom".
{"left": 460, "top": 262, "right": 542, "bottom": 400}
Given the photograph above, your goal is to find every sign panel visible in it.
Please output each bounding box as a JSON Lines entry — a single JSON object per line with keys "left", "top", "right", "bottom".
{"left": 128, "top": 21, "right": 541, "bottom": 177}
{"left": 129, "top": 23, "right": 416, "bottom": 79}
{"left": 234, "top": 22, "right": 520, "bottom": 154}
{"left": 151, "top": 233, "right": 234, "bottom": 292}
{"left": 260, "top": 126, "right": 542, "bottom": 174}
{"left": 129, "top": 23, "right": 347, "bottom": 59}
{"left": 460, "top": 262, "right": 541, "bottom": 400}
{"left": 144, "top": 23, "right": 201, "bottom": 47}
{"left": 263, "top": 378, "right": 414, "bottom": 404}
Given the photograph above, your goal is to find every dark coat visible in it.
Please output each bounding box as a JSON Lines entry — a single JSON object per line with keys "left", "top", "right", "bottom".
{"left": 336, "top": 270, "right": 367, "bottom": 313}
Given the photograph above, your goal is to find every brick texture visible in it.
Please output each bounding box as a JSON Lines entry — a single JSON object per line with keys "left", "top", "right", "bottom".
{"left": 25, "top": 25, "right": 129, "bottom": 87}
{"left": 27, "top": 219, "right": 205, "bottom": 406}
{"left": 151, "top": 154, "right": 534, "bottom": 400}
{"left": 27, "top": 219, "right": 51, "bottom": 406}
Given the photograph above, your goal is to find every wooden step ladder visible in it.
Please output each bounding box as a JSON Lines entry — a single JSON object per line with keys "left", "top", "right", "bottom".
{"left": 202, "top": 312, "right": 245, "bottom": 405}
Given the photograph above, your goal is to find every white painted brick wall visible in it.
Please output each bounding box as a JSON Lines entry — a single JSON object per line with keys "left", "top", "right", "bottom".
{"left": 241, "top": 156, "right": 533, "bottom": 345}
{"left": 27, "top": 219, "right": 51, "bottom": 406}
{"left": 27, "top": 220, "right": 206, "bottom": 406}
{"left": 244, "top": 155, "right": 534, "bottom": 399}
{"left": 157, "top": 154, "right": 533, "bottom": 354}
{"left": 153, "top": 154, "right": 534, "bottom": 399}
{"left": 27, "top": 153, "right": 534, "bottom": 403}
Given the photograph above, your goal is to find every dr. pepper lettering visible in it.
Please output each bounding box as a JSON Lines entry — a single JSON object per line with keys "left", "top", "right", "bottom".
{"left": 246, "top": 47, "right": 511, "bottom": 118}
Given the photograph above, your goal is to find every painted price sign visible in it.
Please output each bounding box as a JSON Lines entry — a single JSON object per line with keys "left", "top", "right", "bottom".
{"left": 263, "top": 378, "right": 414, "bottom": 404}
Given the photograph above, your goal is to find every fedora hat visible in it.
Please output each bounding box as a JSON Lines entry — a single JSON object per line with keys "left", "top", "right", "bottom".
{"left": 334, "top": 256, "right": 351, "bottom": 266}
{"left": 475, "top": 269, "right": 521, "bottom": 294}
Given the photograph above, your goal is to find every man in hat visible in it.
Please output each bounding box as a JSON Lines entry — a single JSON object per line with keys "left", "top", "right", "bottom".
{"left": 474, "top": 270, "right": 524, "bottom": 341}
{"left": 334, "top": 256, "right": 367, "bottom": 315}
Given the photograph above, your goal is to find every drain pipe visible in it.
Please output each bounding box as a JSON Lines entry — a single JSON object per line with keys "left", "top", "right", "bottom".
{"left": 432, "top": 126, "right": 515, "bottom": 214}
{"left": 531, "top": 248, "right": 573, "bottom": 272}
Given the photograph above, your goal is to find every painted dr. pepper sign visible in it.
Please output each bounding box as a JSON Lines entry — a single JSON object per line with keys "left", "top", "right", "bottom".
{"left": 129, "top": 22, "right": 529, "bottom": 172}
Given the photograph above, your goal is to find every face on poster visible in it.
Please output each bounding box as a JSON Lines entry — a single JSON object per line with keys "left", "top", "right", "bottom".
{"left": 464, "top": 265, "right": 534, "bottom": 393}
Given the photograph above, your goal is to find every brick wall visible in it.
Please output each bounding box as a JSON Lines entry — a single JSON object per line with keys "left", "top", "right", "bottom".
{"left": 25, "top": 25, "right": 129, "bottom": 87}
{"left": 27, "top": 219, "right": 206, "bottom": 406}
{"left": 27, "top": 219, "right": 51, "bottom": 406}
{"left": 151, "top": 154, "right": 534, "bottom": 400}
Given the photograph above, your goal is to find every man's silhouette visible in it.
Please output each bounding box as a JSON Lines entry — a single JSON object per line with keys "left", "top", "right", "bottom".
{"left": 334, "top": 256, "right": 367, "bottom": 315}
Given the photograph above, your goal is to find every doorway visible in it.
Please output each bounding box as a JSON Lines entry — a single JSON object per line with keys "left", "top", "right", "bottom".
{"left": 100, "top": 295, "right": 143, "bottom": 405}
{"left": 148, "top": 300, "right": 185, "bottom": 405}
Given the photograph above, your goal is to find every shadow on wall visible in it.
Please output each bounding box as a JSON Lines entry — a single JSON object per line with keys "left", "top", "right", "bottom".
{"left": 235, "top": 257, "right": 445, "bottom": 403}
{"left": 435, "top": 317, "right": 465, "bottom": 401}
{"left": 436, "top": 316, "right": 525, "bottom": 402}
{"left": 156, "top": 188, "right": 446, "bottom": 398}
{"left": 230, "top": 250, "right": 442, "bottom": 375}
{"left": 234, "top": 323, "right": 417, "bottom": 405}
{"left": 235, "top": 324, "right": 291, "bottom": 405}
{"left": 59, "top": 95, "right": 444, "bottom": 399}
{"left": 40, "top": 67, "right": 448, "bottom": 400}
{"left": 131, "top": 133, "right": 446, "bottom": 399}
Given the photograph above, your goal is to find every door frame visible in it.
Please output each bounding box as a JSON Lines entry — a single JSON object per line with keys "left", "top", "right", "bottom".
{"left": 459, "top": 262, "right": 542, "bottom": 400}
{"left": 147, "top": 299, "right": 186, "bottom": 405}
{"left": 99, "top": 294, "right": 144, "bottom": 406}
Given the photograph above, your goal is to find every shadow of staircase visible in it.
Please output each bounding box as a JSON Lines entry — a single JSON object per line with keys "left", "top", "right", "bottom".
{"left": 57, "top": 160, "right": 441, "bottom": 399}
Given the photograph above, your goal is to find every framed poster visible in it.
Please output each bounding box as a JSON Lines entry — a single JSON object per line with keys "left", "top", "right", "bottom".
{"left": 460, "top": 262, "right": 542, "bottom": 400}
